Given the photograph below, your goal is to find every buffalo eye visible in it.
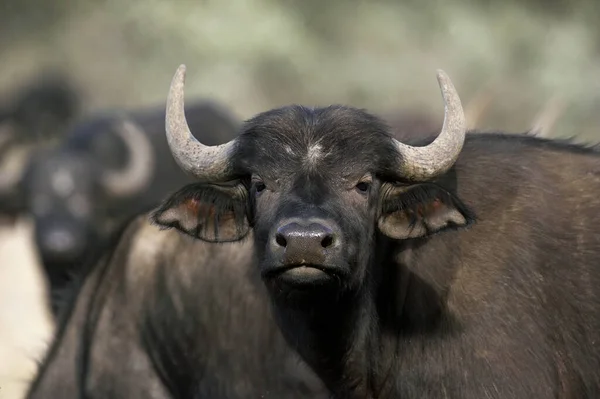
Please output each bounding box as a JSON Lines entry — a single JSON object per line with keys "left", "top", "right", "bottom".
{"left": 355, "top": 182, "right": 370, "bottom": 193}
{"left": 252, "top": 175, "right": 266, "bottom": 194}
{"left": 255, "top": 182, "right": 266, "bottom": 193}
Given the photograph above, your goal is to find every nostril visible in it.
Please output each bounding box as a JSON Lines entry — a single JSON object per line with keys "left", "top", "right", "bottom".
{"left": 275, "top": 233, "right": 287, "bottom": 248}
{"left": 321, "top": 234, "right": 334, "bottom": 248}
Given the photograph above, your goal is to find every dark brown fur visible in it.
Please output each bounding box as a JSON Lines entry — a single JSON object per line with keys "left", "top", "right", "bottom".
{"left": 152, "top": 103, "right": 600, "bottom": 398}
{"left": 26, "top": 213, "right": 328, "bottom": 399}
{"left": 21, "top": 100, "right": 240, "bottom": 319}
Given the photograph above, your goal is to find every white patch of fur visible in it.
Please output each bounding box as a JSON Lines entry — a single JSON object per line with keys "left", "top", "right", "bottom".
{"left": 304, "top": 143, "right": 324, "bottom": 167}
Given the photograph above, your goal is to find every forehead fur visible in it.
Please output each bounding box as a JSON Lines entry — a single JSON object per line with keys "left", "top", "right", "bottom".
{"left": 234, "top": 105, "right": 400, "bottom": 178}
{"left": 28, "top": 149, "right": 95, "bottom": 192}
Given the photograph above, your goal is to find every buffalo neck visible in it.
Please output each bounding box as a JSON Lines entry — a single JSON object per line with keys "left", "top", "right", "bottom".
{"left": 269, "top": 237, "right": 455, "bottom": 398}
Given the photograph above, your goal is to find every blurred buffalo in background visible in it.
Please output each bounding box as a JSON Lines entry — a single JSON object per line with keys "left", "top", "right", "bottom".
{"left": 0, "top": 70, "right": 81, "bottom": 219}
{"left": 20, "top": 100, "right": 240, "bottom": 317}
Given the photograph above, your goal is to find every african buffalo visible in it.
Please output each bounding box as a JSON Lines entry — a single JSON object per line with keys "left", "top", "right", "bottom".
{"left": 151, "top": 65, "right": 600, "bottom": 398}
{"left": 22, "top": 101, "right": 473, "bottom": 399}
{"left": 21, "top": 100, "right": 240, "bottom": 317}
{"left": 25, "top": 212, "right": 329, "bottom": 399}
{"left": 0, "top": 71, "right": 80, "bottom": 218}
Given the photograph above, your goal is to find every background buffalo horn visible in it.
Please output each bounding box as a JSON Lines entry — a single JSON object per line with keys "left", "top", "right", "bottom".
{"left": 464, "top": 81, "right": 496, "bottom": 130}
{"left": 0, "top": 145, "right": 29, "bottom": 193}
{"left": 165, "top": 64, "right": 237, "bottom": 182}
{"left": 100, "top": 119, "right": 155, "bottom": 197}
{"left": 529, "top": 95, "right": 564, "bottom": 138}
{"left": 393, "top": 69, "right": 466, "bottom": 181}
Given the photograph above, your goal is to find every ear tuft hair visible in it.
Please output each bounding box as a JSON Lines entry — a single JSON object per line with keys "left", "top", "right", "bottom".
{"left": 151, "top": 182, "right": 250, "bottom": 242}
{"left": 378, "top": 183, "right": 475, "bottom": 240}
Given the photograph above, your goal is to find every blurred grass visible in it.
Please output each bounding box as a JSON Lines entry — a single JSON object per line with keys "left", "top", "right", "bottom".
{"left": 0, "top": 0, "right": 598, "bottom": 140}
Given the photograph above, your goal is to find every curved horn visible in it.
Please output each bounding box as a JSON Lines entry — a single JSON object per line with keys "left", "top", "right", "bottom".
{"left": 0, "top": 145, "right": 30, "bottom": 193}
{"left": 100, "top": 119, "right": 155, "bottom": 197}
{"left": 393, "top": 70, "right": 466, "bottom": 181}
{"left": 165, "top": 65, "right": 236, "bottom": 182}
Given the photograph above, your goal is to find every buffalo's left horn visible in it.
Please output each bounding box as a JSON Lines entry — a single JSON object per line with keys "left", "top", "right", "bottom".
{"left": 165, "top": 65, "right": 237, "bottom": 182}
{"left": 393, "top": 70, "right": 466, "bottom": 181}
{"left": 100, "top": 119, "right": 155, "bottom": 197}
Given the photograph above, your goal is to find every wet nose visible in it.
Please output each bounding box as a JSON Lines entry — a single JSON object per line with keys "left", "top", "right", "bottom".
{"left": 272, "top": 219, "right": 338, "bottom": 265}
{"left": 275, "top": 223, "right": 335, "bottom": 249}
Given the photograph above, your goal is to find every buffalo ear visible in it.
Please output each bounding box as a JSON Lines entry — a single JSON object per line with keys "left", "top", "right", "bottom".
{"left": 378, "top": 183, "right": 475, "bottom": 240}
{"left": 151, "top": 182, "right": 250, "bottom": 242}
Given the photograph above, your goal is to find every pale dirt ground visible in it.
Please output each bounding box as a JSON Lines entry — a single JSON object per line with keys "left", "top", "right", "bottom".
{"left": 0, "top": 218, "right": 55, "bottom": 399}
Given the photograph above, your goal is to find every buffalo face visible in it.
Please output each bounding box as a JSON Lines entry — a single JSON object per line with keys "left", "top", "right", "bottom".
{"left": 24, "top": 118, "right": 155, "bottom": 268}
{"left": 153, "top": 65, "right": 475, "bottom": 299}
{"left": 24, "top": 152, "right": 98, "bottom": 267}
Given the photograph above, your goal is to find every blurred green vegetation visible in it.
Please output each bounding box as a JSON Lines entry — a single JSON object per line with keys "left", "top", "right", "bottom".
{"left": 0, "top": 0, "right": 598, "bottom": 139}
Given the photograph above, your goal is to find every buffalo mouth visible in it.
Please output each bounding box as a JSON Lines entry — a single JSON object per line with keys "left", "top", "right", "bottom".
{"left": 262, "top": 264, "right": 342, "bottom": 287}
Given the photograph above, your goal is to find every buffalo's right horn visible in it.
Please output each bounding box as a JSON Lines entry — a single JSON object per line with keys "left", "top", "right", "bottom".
{"left": 392, "top": 70, "right": 467, "bottom": 181}
{"left": 165, "top": 65, "right": 237, "bottom": 182}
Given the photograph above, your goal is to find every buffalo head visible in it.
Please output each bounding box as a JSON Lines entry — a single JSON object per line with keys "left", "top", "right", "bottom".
{"left": 0, "top": 71, "right": 80, "bottom": 214}
{"left": 153, "top": 65, "right": 473, "bottom": 297}
{"left": 24, "top": 118, "right": 154, "bottom": 266}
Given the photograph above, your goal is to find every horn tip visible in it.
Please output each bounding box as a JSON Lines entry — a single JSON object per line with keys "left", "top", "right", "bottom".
{"left": 119, "top": 118, "right": 136, "bottom": 132}
{"left": 173, "top": 64, "right": 187, "bottom": 82}
{"left": 435, "top": 69, "right": 452, "bottom": 86}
